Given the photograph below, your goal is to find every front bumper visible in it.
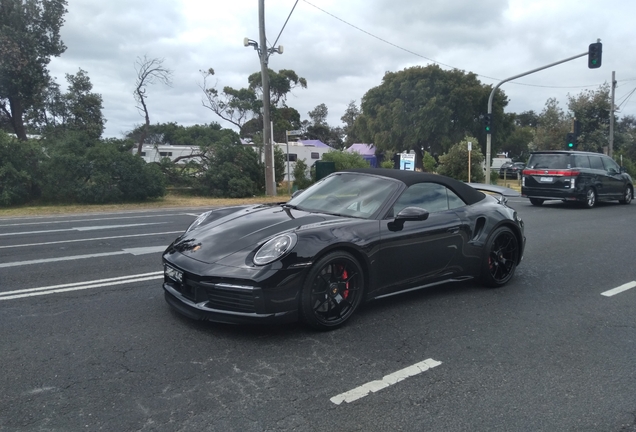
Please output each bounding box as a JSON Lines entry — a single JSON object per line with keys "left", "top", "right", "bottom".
{"left": 164, "top": 286, "right": 298, "bottom": 324}
{"left": 162, "top": 255, "right": 306, "bottom": 325}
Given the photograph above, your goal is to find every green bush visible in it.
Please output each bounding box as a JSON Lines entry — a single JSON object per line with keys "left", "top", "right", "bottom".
{"left": 194, "top": 139, "right": 264, "bottom": 198}
{"left": 437, "top": 137, "right": 485, "bottom": 182}
{"left": 380, "top": 160, "right": 394, "bottom": 169}
{"left": 321, "top": 150, "right": 370, "bottom": 171}
{"left": 0, "top": 132, "right": 44, "bottom": 206}
{"left": 39, "top": 134, "right": 165, "bottom": 204}
{"left": 293, "top": 159, "right": 313, "bottom": 190}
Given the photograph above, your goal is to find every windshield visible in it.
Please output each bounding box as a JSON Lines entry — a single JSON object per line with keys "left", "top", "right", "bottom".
{"left": 288, "top": 173, "right": 399, "bottom": 219}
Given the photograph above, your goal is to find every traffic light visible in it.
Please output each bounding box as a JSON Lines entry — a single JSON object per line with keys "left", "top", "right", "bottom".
{"left": 566, "top": 132, "right": 577, "bottom": 149}
{"left": 588, "top": 42, "right": 602, "bottom": 69}
{"left": 484, "top": 113, "right": 493, "bottom": 134}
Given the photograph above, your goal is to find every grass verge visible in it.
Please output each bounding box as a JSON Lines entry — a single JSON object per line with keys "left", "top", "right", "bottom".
{"left": 0, "top": 193, "right": 292, "bottom": 218}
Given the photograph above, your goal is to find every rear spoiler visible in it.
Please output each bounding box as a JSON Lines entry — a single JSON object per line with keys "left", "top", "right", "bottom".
{"left": 465, "top": 183, "right": 521, "bottom": 197}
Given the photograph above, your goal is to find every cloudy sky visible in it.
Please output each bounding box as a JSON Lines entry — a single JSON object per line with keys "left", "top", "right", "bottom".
{"left": 48, "top": 0, "right": 636, "bottom": 138}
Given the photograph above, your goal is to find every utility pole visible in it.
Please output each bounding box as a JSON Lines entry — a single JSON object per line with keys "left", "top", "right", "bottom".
{"left": 609, "top": 70, "right": 616, "bottom": 158}
{"left": 245, "top": 2, "right": 283, "bottom": 195}
{"left": 259, "top": 0, "right": 275, "bottom": 196}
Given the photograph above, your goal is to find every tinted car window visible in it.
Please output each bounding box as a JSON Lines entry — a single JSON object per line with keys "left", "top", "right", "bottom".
{"left": 393, "top": 183, "right": 465, "bottom": 214}
{"left": 527, "top": 154, "right": 571, "bottom": 169}
{"left": 572, "top": 155, "right": 591, "bottom": 168}
{"left": 447, "top": 189, "right": 466, "bottom": 210}
{"left": 602, "top": 157, "right": 620, "bottom": 172}
{"left": 589, "top": 156, "right": 604, "bottom": 170}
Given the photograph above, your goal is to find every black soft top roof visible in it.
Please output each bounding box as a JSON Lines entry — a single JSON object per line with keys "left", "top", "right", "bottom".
{"left": 341, "top": 168, "right": 486, "bottom": 205}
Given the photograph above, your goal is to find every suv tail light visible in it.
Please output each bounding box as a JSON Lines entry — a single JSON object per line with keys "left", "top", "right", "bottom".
{"left": 523, "top": 169, "right": 580, "bottom": 177}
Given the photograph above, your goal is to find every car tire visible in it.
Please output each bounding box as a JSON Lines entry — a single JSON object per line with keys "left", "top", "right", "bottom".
{"left": 480, "top": 226, "right": 519, "bottom": 288}
{"left": 583, "top": 188, "right": 596, "bottom": 208}
{"left": 619, "top": 186, "right": 633, "bottom": 205}
{"left": 300, "top": 251, "right": 364, "bottom": 331}
{"left": 529, "top": 198, "right": 544, "bottom": 206}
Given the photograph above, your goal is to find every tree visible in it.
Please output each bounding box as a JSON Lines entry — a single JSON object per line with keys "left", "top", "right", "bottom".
{"left": 134, "top": 56, "right": 172, "bottom": 154}
{"left": 437, "top": 136, "right": 485, "bottom": 183}
{"left": 341, "top": 100, "right": 361, "bottom": 147}
{"left": 0, "top": 131, "right": 43, "bottom": 205}
{"left": 356, "top": 65, "right": 510, "bottom": 168}
{"left": 532, "top": 98, "right": 570, "bottom": 151}
{"left": 194, "top": 130, "right": 265, "bottom": 198}
{"left": 567, "top": 84, "right": 611, "bottom": 153}
{"left": 200, "top": 68, "right": 306, "bottom": 142}
{"left": 614, "top": 115, "right": 636, "bottom": 160}
{"left": 505, "top": 126, "right": 533, "bottom": 161}
{"left": 0, "top": 0, "right": 67, "bottom": 140}
{"left": 28, "top": 69, "right": 105, "bottom": 139}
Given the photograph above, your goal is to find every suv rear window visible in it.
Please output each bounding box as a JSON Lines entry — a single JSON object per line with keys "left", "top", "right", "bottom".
{"left": 526, "top": 154, "right": 572, "bottom": 169}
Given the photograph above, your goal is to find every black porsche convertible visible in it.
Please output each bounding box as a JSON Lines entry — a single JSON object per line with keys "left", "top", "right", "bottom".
{"left": 163, "top": 169, "right": 525, "bottom": 330}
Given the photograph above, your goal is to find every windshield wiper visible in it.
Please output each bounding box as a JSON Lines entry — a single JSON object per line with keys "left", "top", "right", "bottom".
{"left": 281, "top": 203, "right": 301, "bottom": 210}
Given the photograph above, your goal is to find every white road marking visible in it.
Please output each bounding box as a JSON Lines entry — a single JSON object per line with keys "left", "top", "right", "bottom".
{"left": 0, "top": 246, "right": 167, "bottom": 268}
{"left": 0, "top": 231, "right": 183, "bottom": 249}
{"left": 0, "top": 223, "right": 167, "bottom": 237}
{"left": 601, "top": 281, "right": 636, "bottom": 297}
{"left": 330, "top": 358, "right": 442, "bottom": 405}
{"left": 0, "top": 213, "right": 195, "bottom": 227}
{"left": 0, "top": 272, "right": 164, "bottom": 301}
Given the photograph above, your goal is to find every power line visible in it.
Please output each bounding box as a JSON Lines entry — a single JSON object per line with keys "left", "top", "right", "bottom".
{"left": 616, "top": 86, "right": 636, "bottom": 110}
{"left": 271, "top": 0, "right": 299, "bottom": 49}
{"left": 301, "top": 0, "right": 605, "bottom": 90}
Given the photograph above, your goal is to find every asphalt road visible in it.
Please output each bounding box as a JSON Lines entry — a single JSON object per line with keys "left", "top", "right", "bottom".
{"left": 1, "top": 199, "right": 635, "bottom": 432}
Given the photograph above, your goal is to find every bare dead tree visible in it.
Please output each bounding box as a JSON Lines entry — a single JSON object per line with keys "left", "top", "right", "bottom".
{"left": 134, "top": 56, "right": 172, "bottom": 154}
{"left": 199, "top": 68, "right": 258, "bottom": 130}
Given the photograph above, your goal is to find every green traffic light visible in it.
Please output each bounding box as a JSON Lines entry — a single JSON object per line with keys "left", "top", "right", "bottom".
{"left": 568, "top": 143, "right": 574, "bottom": 148}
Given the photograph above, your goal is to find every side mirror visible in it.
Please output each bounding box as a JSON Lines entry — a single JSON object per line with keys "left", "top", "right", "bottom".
{"left": 395, "top": 206, "right": 430, "bottom": 221}
{"left": 291, "top": 189, "right": 304, "bottom": 198}
{"left": 388, "top": 207, "right": 429, "bottom": 232}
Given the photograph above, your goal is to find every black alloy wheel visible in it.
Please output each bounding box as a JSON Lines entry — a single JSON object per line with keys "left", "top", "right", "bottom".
{"left": 481, "top": 226, "right": 519, "bottom": 287}
{"left": 529, "top": 198, "right": 544, "bottom": 206}
{"left": 583, "top": 188, "right": 596, "bottom": 208}
{"left": 300, "top": 251, "right": 364, "bottom": 331}
{"left": 619, "top": 186, "right": 633, "bottom": 205}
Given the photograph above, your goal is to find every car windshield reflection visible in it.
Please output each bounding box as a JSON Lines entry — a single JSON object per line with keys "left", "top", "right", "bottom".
{"left": 287, "top": 173, "right": 399, "bottom": 219}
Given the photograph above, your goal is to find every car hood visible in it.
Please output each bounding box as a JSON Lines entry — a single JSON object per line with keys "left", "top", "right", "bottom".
{"left": 164, "top": 204, "right": 343, "bottom": 264}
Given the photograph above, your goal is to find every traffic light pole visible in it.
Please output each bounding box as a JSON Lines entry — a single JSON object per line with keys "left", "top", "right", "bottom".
{"left": 485, "top": 51, "right": 588, "bottom": 184}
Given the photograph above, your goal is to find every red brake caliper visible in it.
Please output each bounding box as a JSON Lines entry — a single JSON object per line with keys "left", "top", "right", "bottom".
{"left": 341, "top": 267, "right": 349, "bottom": 299}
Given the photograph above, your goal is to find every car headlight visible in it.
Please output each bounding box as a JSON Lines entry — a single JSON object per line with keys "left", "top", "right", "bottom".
{"left": 253, "top": 233, "right": 297, "bottom": 266}
{"left": 186, "top": 211, "right": 212, "bottom": 233}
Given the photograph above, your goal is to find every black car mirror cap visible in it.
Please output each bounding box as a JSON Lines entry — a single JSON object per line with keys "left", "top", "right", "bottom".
{"left": 395, "top": 206, "right": 430, "bottom": 222}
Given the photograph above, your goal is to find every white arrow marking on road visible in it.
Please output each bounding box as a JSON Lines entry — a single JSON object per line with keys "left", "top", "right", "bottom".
{"left": 330, "top": 358, "right": 442, "bottom": 405}
{"left": 0, "top": 246, "right": 167, "bottom": 268}
{"left": 601, "top": 281, "right": 636, "bottom": 297}
{"left": 0, "top": 272, "right": 164, "bottom": 300}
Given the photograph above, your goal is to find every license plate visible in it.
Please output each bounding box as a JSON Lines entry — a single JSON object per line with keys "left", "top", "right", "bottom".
{"left": 164, "top": 265, "right": 183, "bottom": 283}
{"left": 539, "top": 177, "right": 553, "bottom": 183}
